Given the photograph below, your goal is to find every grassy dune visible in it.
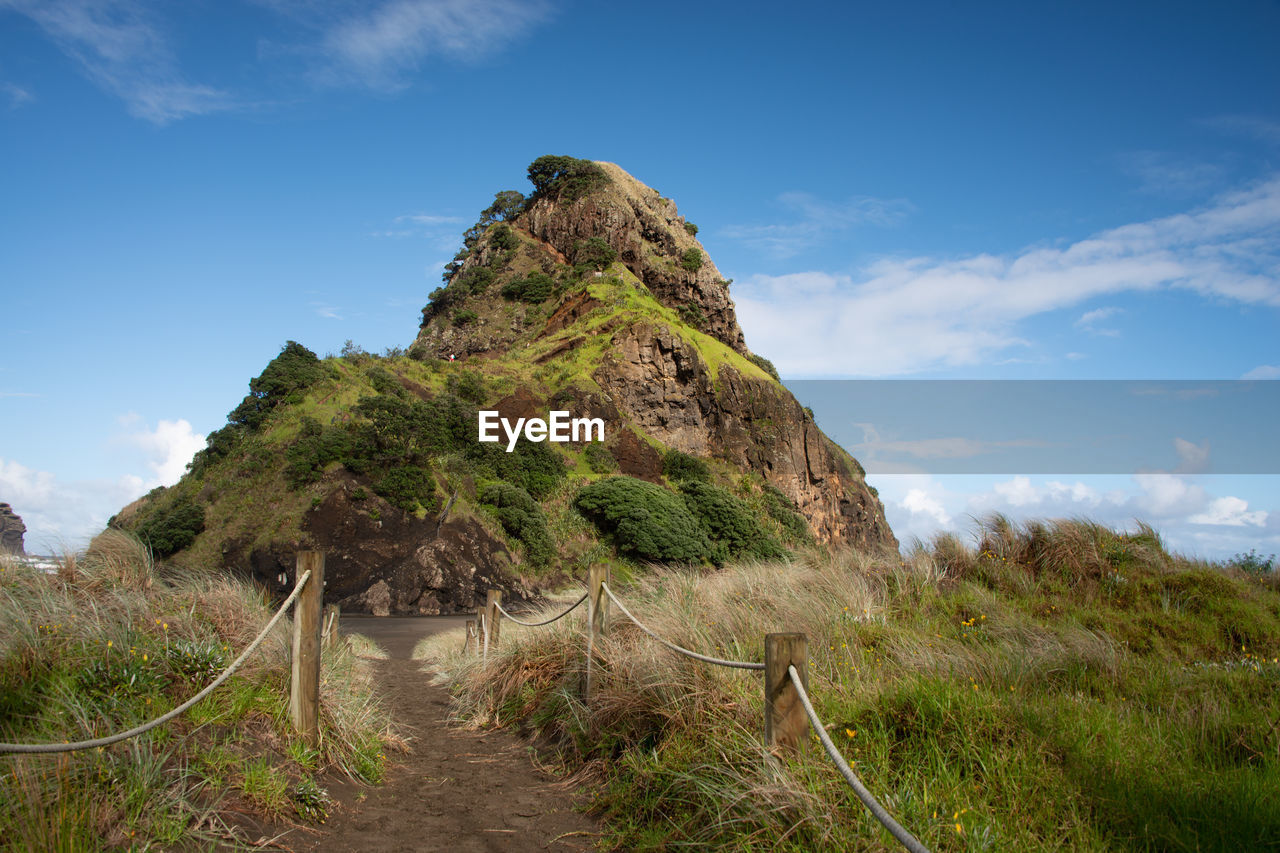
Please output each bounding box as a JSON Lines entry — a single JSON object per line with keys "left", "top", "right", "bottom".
{"left": 0, "top": 532, "right": 396, "bottom": 851}
{"left": 435, "top": 516, "right": 1280, "bottom": 851}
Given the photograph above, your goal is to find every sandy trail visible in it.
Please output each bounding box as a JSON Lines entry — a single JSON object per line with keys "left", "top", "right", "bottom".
{"left": 288, "top": 615, "right": 598, "bottom": 853}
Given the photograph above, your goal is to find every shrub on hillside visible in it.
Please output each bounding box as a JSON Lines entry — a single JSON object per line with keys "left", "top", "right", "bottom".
{"left": 677, "top": 304, "right": 706, "bottom": 330}
{"left": 748, "top": 353, "right": 780, "bottom": 381}
{"left": 135, "top": 497, "right": 205, "bottom": 559}
{"left": 761, "top": 484, "right": 811, "bottom": 543}
{"left": 286, "top": 417, "right": 355, "bottom": 485}
{"left": 584, "top": 443, "right": 618, "bottom": 474}
{"left": 478, "top": 481, "right": 553, "bottom": 565}
{"left": 374, "top": 465, "right": 434, "bottom": 513}
{"left": 365, "top": 366, "right": 404, "bottom": 397}
{"left": 680, "top": 248, "right": 703, "bottom": 272}
{"left": 229, "top": 341, "right": 325, "bottom": 431}
{"left": 679, "top": 481, "right": 784, "bottom": 563}
{"left": 663, "top": 449, "right": 710, "bottom": 483}
{"left": 452, "top": 309, "right": 478, "bottom": 327}
{"left": 574, "top": 237, "right": 617, "bottom": 272}
{"left": 527, "top": 155, "right": 610, "bottom": 201}
{"left": 574, "top": 477, "right": 711, "bottom": 563}
{"left": 684, "top": 221, "right": 698, "bottom": 235}
{"left": 501, "top": 271, "right": 555, "bottom": 303}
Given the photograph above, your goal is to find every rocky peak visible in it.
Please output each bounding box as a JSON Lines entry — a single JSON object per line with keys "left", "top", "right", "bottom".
{"left": 0, "top": 503, "right": 26, "bottom": 557}
{"left": 518, "top": 162, "right": 747, "bottom": 354}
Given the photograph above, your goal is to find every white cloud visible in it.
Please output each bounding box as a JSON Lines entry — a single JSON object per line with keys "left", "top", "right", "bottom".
{"left": 722, "top": 191, "right": 913, "bottom": 258}
{"left": 1188, "top": 496, "right": 1267, "bottom": 527}
{"left": 122, "top": 418, "right": 205, "bottom": 487}
{"left": 1242, "top": 364, "right": 1280, "bottom": 380}
{"left": 312, "top": 302, "right": 343, "bottom": 319}
{"left": 901, "top": 487, "right": 951, "bottom": 526}
{"left": 1173, "top": 437, "right": 1210, "bottom": 473}
{"left": 0, "top": 0, "right": 234, "bottom": 123}
{"left": 306, "top": 0, "right": 552, "bottom": 90}
{"left": 0, "top": 457, "right": 143, "bottom": 550}
{"left": 737, "top": 175, "right": 1280, "bottom": 376}
{"left": 1075, "top": 305, "right": 1123, "bottom": 336}
{"left": 397, "top": 213, "right": 464, "bottom": 226}
{"left": 993, "top": 475, "right": 1040, "bottom": 507}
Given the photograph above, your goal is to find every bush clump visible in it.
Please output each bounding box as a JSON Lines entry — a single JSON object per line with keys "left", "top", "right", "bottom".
{"left": 663, "top": 450, "right": 710, "bottom": 483}
{"left": 228, "top": 341, "right": 325, "bottom": 431}
{"left": 478, "top": 481, "right": 553, "bottom": 565}
{"left": 501, "top": 271, "right": 555, "bottom": 303}
{"left": 574, "top": 237, "right": 617, "bottom": 273}
{"left": 574, "top": 477, "right": 711, "bottom": 563}
{"left": 374, "top": 465, "right": 434, "bottom": 513}
{"left": 134, "top": 497, "right": 205, "bottom": 559}
{"left": 527, "top": 155, "right": 610, "bottom": 202}
{"left": 452, "top": 309, "right": 478, "bottom": 327}
{"left": 748, "top": 353, "right": 780, "bottom": 381}
{"left": 680, "top": 248, "right": 703, "bottom": 272}
{"left": 584, "top": 443, "right": 618, "bottom": 474}
{"left": 761, "top": 484, "right": 811, "bottom": 543}
{"left": 679, "top": 481, "right": 784, "bottom": 563}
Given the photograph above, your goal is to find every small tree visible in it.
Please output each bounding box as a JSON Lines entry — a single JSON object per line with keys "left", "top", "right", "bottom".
{"left": 575, "top": 237, "right": 617, "bottom": 271}
{"left": 680, "top": 248, "right": 703, "bottom": 272}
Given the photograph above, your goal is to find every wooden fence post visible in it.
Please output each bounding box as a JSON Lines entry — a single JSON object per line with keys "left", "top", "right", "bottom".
{"left": 485, "top": 590, "right": 503, "bottom": 650}
{"left": 290, "top": 551, "right": 324, "bottom": 747}
{"left": 765, "top": 632, "right": 808, "bottom": 751}
{"left": 584, "top": 564, "right": 610, "bottom": 699}
{"left": 463, "top": 619, "right": 477, "bottom": 654}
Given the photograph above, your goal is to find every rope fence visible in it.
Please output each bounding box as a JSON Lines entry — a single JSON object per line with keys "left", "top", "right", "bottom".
{"left": 471, "top": 569, "right": 932, "bottom": 853}
{"left": 601, "top": 582, "right": 764, "bottom": 670}
{"left": 495, "top": 592, "right": 587, "bottom": 627}
{"left": 1, "top": 553, "right": 327, "bottom": 755}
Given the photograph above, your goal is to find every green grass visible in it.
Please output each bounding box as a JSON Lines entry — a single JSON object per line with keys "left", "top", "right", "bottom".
{"left": 0, "top": 533, "right": 396, "bottom": 850}
{"left": 435, "top": 516, "right": 1280, "bottom": 851}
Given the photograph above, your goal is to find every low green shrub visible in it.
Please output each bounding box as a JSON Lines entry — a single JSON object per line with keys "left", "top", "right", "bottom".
{"left": 452, "top": 309, "right": 478, "bottom": 327}
{"left": 747, "top": 353, "right": 780, "bottom": 381}
{"left": 679, "top": 481, "right": 784, "bottom": 563}
{"left": 501, "top": 271, "right": 555, "bottom": 303}
{"left": 584, "top": 443, "right": 618, "bottom": 474}
{"left": 662, "top": 450, "right": 710, "bottom": 483}
{"left": 680, "top": 248, "right": 703, "bottom": 272}
{"left": 574, "top": 476, "right": 711, "bottom": 563}
{"left": 374, "top": 465, "right": 434, "bottom": 513}
{"left": 478, "top": 481, "right": 553, "bottom": 565}
{"left": 574, "top": 237, "right": 617, "bottom": 272}
{"left": 135, "top": 497, "right": 205, "bottom": 559}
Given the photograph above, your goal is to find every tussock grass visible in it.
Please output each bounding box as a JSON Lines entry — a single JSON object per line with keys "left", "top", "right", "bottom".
{"left": 437, "top": 518, "right": 1280, "bottom": 851}
{"left": 0, "top": 532, "right": 396, "bottom": 850}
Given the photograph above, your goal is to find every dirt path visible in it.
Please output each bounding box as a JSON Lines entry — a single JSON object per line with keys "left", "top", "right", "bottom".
{"left": 292, "top": 615, "right": 599, "bottom": 853}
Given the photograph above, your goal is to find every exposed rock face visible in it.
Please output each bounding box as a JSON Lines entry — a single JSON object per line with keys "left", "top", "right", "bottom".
{"left": 227, "top": 479, "right": 536, "bottom": 616}
{"left": 521, "top": 162, "right": 748, "bottom": 354}
{"left": 0, "top": 504, "right": 25, "bottom": 557}
{"left": 594, "top": 325, "right": 895, "bottom": 550}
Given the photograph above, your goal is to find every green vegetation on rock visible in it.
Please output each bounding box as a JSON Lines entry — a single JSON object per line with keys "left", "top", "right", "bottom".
{"left": 574, "top": 476, "right": 712, "bottom": 563}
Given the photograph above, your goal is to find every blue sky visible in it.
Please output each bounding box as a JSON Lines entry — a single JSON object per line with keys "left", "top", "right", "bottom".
{"left": 1, "top": 0, "right": 1277, "bottom": 560}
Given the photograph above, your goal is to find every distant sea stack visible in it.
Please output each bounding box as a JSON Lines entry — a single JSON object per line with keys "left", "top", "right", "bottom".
{"left": 0, "top": 503, "right": 26, "bottom": 556}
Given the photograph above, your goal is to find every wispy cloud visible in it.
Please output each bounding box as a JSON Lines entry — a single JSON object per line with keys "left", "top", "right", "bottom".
{"left": 737, "top": 175, "right": 1280, "bottom": 376}
{"left": 0, "top": 391, "right": 39, "bottom": 398}
{"left": 1, "top": 81, "right": 33, "bottom": 108}
{"left": 312, "top": 302, "right": 342, "bottom": 319}
{"left": 1117, "top": 150, "right": 1224, "bottom": 196}
{"left": 1205, "top": 115, "right": 1280, "bottom": 147}
{"left": 1075, "top": 305, "right": 1123, "bottom": 337}
{"left": 265, "top": 0, "right": 553, "bottom": 90}
{"left": 396, "top": 213, "right": 463, "bottom": 226}
{"left": 0, "top": 0, "right": 233, "bottom": 123}
{"left": 721, "top": 191, "right": 913, "bottom": 258}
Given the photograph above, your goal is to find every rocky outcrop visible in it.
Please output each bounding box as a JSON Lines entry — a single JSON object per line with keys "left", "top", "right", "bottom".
{"left": 226, "top": 479, "right": 536, "bottom": 616}
{"left": 520, "top": 162, "right": 747, "bottom": 354}
{"left": 0, "top": 504, "right": 25, "bottom": 557}
{"left": 594, "top": 323, "right": 896, "bottom": 551}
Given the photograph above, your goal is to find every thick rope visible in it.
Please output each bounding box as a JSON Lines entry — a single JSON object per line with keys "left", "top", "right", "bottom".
{"left": 0, "top": 570, "right": 314, "bottom": 755}
{"left": 788, "top": 664, "right": 930, "bottom": 853}
{"left": 601, "top": 583, "right": 765, "bottom": 671}
{"left": 494, "top": 593, "right": 588, "bottom": 627}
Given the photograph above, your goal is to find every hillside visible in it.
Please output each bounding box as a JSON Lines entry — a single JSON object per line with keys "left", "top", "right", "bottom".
{"left": 113, "top": 157, "right": 895, "bottom": 614}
